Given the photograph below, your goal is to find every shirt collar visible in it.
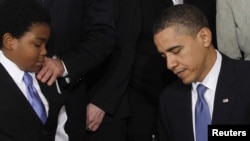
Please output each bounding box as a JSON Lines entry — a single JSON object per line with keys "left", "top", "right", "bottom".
{"left": 0, "top": 50, "right": 25, "bottom": 84}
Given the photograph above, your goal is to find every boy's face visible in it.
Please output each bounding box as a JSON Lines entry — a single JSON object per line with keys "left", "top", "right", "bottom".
{"left": 10, "top": 23, "right": 50, "bottom": 73}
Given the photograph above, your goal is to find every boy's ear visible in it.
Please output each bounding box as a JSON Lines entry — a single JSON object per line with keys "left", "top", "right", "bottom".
{"left": 2, "top": 33, "right": 15, "bottom": 50}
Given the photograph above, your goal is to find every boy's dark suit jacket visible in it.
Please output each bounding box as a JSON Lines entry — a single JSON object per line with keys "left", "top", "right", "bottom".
{"left": 158, "top": 54, "right": 250, "bottom": 141}
{"left": 0, "top": 64, "right": 66, "bottom": 141}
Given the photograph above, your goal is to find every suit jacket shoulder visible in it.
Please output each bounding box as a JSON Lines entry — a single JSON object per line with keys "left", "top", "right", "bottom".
{"left": 212, "top": 54, "right": 250, "bottom": 124}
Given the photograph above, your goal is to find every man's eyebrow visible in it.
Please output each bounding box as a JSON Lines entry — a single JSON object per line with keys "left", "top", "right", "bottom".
{"left": 166, "top": 45, "right": 181, "bottom": 52}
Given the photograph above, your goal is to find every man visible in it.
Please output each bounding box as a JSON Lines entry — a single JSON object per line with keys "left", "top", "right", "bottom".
{"left": 0, "top": 0, "right": 66, "bottom": 140}
{"left": 87, "top": 1, "right": 216, "bottom": 140}
{"left": 37, "top": 0, "right": 176, "bottom": 140}
{"left": 87, "top": 0, "right": 177, "bottom": 140}
{"left": 35, "top": 0, "right": 117, "bottom": 140}
{"left": 153, "top": 4, "right": 250, "bottom": 141}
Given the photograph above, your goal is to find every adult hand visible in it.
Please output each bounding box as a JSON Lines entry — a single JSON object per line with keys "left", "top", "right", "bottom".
{"left": 37, "top": 56, "right": 64, "bottom": 86}
{"left": 86, "top": 103, "right": 105, "bottom": 132}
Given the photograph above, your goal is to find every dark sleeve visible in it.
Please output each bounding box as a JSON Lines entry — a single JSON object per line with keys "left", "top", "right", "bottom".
{"left": 87, "top": 0, "right": 141, "bottom": 116}
{"left": 60, "top": 0, "right": 116, "bottom": 84}
{"left": 158, "top": 92, "right": 171, "bottom": 141}
{"left": 158, "top": 116, "right": 168, "bottom": 141}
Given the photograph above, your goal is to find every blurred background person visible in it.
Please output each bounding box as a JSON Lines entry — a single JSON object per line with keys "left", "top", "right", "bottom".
{"left": 35, "top": 0, "right": 116, "bottom": 140}
{"left": 216, "top": 0, "right": 250, "bottom": 60}
{"left": 86, "top": 0, "right": 178, "bottom": 141}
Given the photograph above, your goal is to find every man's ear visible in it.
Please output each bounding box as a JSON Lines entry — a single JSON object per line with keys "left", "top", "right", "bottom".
{"left": 2, "top": 33, "right": 15, "bottom": 50}
{"left": 198, "top": 27, "right": 212, "bottom": 47}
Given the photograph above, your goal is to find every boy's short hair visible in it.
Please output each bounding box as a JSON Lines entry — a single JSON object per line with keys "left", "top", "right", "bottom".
{"left": 0, "top": 0, "right": 50, "bottom": 47}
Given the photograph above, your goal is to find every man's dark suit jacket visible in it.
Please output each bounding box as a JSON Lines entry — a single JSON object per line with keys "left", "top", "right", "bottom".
{"left": 158, "top": 54, "right": 250, "bottom": 141}
{"left": 0, "top": 64, "right": 66, "bottom": 141}
{"left": 36, "top": 0, "right": 116, "bottom": 140}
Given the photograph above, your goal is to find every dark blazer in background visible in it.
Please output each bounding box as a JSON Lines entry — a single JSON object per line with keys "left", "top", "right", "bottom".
{"left": 0, "top": 64, "right": 66, "bottom": 141}
{"left": 86, "top": 0, "right": 177, "bottom": 140}
{"left": 36, "top": 0, "right": 116, "bottom": 140}
{"left": 158, "top": 54, "right": 250, "bottom": 141}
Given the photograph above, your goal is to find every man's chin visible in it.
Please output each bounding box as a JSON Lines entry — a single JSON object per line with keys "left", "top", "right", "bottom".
{"left": 181, "top": 78, "right": 192, "bottom": 85}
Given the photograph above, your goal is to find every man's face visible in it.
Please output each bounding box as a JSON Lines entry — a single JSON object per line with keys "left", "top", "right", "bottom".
{"left": 11, "top": 23, "right": 50, "bottom": 73}
{"left": 154, "top": 25, "right": 209, "bottom": 84}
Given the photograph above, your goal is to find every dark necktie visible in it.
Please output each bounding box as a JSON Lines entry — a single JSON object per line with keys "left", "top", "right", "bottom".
{"left": 23, "top": 72, "right": 47, "bottom": 124}
{"left": 195, "top": 84, "right": 211, "bottom": 141}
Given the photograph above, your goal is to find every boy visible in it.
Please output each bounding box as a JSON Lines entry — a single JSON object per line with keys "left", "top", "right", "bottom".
{"left": 0, "top": 0, "right": 67, "bottom": 140}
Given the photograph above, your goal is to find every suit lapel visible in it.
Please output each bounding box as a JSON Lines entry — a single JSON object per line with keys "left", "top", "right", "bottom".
{"left": 0, "top": 64, "right": 43, "bottom": 124}
{"left": 38, "top": 80, "right": 67, "bottom": 132}
{"left": 212, "top": 55, "right": 238, "bottom": 124}
{"left": 39, "top": 80, "right": 66, "bottom": 106}
{"left": 181, "top": 85, "right": 195, "bottom": 140}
